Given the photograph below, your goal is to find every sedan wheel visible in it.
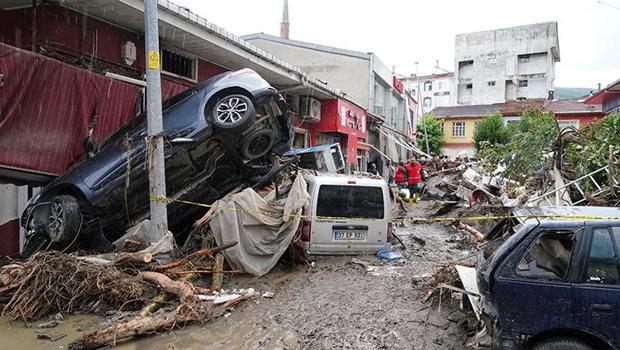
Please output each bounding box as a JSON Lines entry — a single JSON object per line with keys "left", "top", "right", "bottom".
{"left": 239, "top": 129, "right": 276, "bottom": 160}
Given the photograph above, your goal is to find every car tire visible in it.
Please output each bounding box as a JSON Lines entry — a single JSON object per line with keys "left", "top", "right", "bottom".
{"left": 532, "top": 337, "right": 594, "bottom": 350}
{"left": 21, "top": 214, "right": 49, "bottom": 258}
{"left": 239, "top": 129, "right": 276, "bottom": 160}
{"left": 210, "top": 94, "right": 255, "bottom": 133}
{"left": 45, "top": 195, "right": 82, "bottom": 246}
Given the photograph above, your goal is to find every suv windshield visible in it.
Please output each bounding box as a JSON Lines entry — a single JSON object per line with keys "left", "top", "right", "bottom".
{"left": 316, "top": 185, "right": 384, "bottom": 219}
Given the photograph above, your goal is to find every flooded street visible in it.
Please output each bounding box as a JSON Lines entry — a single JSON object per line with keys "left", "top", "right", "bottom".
{"left": 0, "top": 203, "right": 478, "bottom": 349}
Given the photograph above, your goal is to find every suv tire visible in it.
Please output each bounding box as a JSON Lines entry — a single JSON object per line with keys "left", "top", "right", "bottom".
{"left": 239, "top": 129, "right": 276, "bottom": 160}
{"left": 211, "top": 94, "right": 255, "bottom": 133}
{"left": 532, "top": 337, "right": 594, "bottom": 350}
{"left": 45, "top": 195, "right": 81, "bottom": 246}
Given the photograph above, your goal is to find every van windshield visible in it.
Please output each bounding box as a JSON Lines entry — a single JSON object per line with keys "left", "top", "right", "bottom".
{"left": 316, "top": 185, "right": 384, "bottom": 219}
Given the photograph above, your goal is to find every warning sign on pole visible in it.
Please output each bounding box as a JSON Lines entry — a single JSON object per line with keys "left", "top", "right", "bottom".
{"left": 148, "top": 50, "right": 160, "bottom": 69}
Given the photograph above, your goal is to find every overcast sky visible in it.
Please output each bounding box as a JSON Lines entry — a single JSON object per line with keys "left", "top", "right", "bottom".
{"left": 176, "top": 0, "right": 619, "bottom": 88}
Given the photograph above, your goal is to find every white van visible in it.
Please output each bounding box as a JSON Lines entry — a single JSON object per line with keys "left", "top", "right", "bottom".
{"left": 300, "top": 172, "right": 392, "bottom": 255}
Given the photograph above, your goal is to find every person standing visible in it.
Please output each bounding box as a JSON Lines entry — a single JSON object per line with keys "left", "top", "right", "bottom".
{"left": 405, "top": 155, "right": 423, "bottom": 200}
{"left": 394, "top": 162, "right": 408, "bottom": 189}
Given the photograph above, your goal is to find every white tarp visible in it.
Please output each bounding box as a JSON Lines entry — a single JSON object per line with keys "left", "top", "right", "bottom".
{"left": 211, "top": 175, "right": 309, "bottom": 277}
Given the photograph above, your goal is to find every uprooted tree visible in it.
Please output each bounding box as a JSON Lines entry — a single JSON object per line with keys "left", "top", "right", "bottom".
{"left": 477, "top": 108, "right": 559, "bottom": 185}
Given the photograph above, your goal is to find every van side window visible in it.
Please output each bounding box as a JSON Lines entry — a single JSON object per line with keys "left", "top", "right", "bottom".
{"left": 516, "top": 230, "right": 575, "bottom": 281}
{"left": 316, "top": 185, "right": 384, "bottom": 219}
{"left": 583, "top": 228, "right": 619, "bottom": 285}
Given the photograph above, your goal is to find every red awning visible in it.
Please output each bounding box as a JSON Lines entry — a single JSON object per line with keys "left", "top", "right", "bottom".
{"left": 0, "top": 42, "right": 141, "bottom": 178}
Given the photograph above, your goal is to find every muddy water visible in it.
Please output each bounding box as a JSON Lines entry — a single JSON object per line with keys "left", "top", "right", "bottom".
{"left": 0, "top": 314, "right": 101, "bottom": 349}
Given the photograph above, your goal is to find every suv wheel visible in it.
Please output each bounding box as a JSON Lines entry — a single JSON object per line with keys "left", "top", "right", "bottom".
{"left": 46, "top": 195, "right": 82, "bottom": 246}
{"left": 211, "top": 94, "right": 255, "bottom": 132}
{"left": 532, "top": 337, "right": 594, "bottom": 350}
{"left": 240, "top": 129, "right": 276, "bottom": 160}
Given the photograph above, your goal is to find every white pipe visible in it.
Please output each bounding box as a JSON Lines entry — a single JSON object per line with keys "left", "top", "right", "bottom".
{"left": 104, "top": 72, "right": 147, "bottom": 87}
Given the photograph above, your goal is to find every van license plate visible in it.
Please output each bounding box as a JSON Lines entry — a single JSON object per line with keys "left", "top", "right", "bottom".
{"left": 334, "top": 231, "right": 366, "bottom": 240}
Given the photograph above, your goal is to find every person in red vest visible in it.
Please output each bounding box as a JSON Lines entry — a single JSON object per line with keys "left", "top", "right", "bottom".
{"left": 394, "top": 162, "right": 408, "bottom": 189}
{"left": 405, "top": 155, "right": 424, "bottom": 199}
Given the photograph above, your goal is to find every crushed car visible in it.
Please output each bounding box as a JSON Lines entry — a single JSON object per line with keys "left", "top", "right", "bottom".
{"left": 476, "top": 206, "right": 620, "bottom": 350}
{"left": 20, "top": 69, "right": 293, "bottom": 257}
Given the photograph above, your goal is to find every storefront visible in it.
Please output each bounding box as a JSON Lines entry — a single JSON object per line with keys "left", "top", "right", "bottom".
{"left": 308, "top": 99, "right": 369, "bottom": 172}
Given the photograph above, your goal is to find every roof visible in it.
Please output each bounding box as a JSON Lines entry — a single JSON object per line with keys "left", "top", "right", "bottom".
{"left": 432, "top": 99, "right": 603, "bottom": 118}
{"left": 401, "top": 72, "right": 454, "bottom": 81}
{"left": 584, "top": 77, "right": 620, "bottom": 104}
{"left": 241, "top": 33, "right": 370, "bottom": 60}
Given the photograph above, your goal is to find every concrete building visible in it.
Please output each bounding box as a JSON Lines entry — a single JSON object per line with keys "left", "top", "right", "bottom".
{"left": 401, "top": 72, "right": 455, "bottom": 114}
{"left": 432, "top": 99, "right": 604, "bottom": 156}
{"left": 454, "top": 22, "right": 560, "bottom": 105}
{"left": 241, "top": 33, "right": 417, "bottom": 167}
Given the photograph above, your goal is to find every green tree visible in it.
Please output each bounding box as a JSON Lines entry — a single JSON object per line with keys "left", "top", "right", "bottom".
{"left": 473, "top": 113, "right": 511, "bottom": 151}
{"left": 478, "top": 108, "right": 559, "bottom": 184}
{"left": 416, "top": 113, "right": 444, "bottom": 155}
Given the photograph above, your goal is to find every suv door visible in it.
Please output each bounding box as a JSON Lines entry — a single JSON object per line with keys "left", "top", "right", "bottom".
{"left": 572, "top": 226, "right": 620, "bottom": 344}
{"left": 492, "top": 228, "right": 581, "bottom": 336}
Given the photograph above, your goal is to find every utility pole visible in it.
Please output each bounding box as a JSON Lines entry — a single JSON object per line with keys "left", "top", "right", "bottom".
{"left": 144, "top": 0, "right": 168, "bottom": 237}
{"left": 415, "top": 61, "right": 431, "bottom": 156}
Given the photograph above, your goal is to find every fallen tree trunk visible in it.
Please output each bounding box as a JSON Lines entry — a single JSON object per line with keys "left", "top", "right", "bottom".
{"left": 69, "top": 301, "right": 210, "bottom": 350}
{"left": 138, "top": 271, "right": 194, "bottom": 299}
{"left": 152, "top": 241, "right": 238, "bottom": 271}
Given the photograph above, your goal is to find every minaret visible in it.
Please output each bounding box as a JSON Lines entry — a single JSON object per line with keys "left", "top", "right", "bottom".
{"left": 280, "top": 0, "right": 289, "bottom": 39}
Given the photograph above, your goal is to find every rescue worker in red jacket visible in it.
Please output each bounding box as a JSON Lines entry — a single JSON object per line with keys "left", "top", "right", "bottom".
{"left": 405, "top": 155, "right": 424, "bottom": 199}
{"left": 394, "top": 162, "right": 408, "bottom": 189}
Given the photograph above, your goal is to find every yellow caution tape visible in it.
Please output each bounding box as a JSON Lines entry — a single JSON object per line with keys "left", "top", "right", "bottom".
{"left": 150, "top": 195, "right": 620, "bottom": 223}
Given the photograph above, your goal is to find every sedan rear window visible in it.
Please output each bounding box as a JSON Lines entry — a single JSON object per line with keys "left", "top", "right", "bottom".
{"left": 316, "top": 185, "right": 384, "bottom": 219}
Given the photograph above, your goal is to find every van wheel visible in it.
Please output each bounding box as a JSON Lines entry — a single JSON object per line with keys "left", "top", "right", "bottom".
{"left": 532, "top": 337, "right": 594, "bottom": 350}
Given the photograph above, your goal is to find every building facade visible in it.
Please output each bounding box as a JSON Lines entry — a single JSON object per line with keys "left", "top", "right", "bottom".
{"left": 432, "top": 99, "right": 604, "bottom": 156}
{"left": 242, "top": 33, "right": 416, "bottom": 167}
{"left": 401, "top": 72, "right": 454, "bottom": 114}
{"left": 454, "top": 22, "right": 560, "bottom": 105}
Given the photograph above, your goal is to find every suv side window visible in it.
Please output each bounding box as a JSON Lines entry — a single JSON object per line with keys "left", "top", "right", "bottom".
{"left": 516, "top": 230, "right": 575, "bottom": 281}
{"left": 583, "top": 228, "right": 620, "bottom": 285}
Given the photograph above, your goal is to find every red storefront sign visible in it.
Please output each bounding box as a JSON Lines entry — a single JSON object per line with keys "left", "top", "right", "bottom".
{"left": 312, "top": 99, "right": 367, "bottom": 164}
{"left": 393, "top": 75, "right": 404, "bottom": 93}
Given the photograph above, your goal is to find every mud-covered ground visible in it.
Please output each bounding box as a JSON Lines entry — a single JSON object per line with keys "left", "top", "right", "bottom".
{"left": 126, "top": 201, "right": 480, "bottom": 350}
{"left": 0, "top": 201, "right": 480, "bottom": 350}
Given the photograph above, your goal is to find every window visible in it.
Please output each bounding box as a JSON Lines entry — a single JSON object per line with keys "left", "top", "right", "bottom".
{"left": 474, "top": 121, "right": 480, "bottom": 130}
{"left": 518, "top": 80, "right": 529, "bottom": 87}
{"left": 466, "top": 83, "right": 473, "bottom": 89}
{"left": 517, "top": 230, "right": 575, "bottom": 281}
{"left": 162, "top": 49, "right": 196, "bottom": 80}
{"left": 487, "top": 81, "right": 496, "bottom": 87}
{"left": 424, "top": 81, "right": 432, "bottom": 92}
{"left": 437, "top": 81, "right": 443, "bottom": 90}
{"left": 440, "top": 122, "right": 444, "bottom": 134}
{"left": 316, "top": 185, "right": 384, "bottom": 219}
{"left": 504, "top": 116, "right": 521, "bottom": 125}
{"left": 452, "top": 121, "right": 465, "bottom": 137}
{"left": 584, "top": 228, "right": 619, "bottom": 285}
{"left": 518, "top": 54, "right": 531, "bottom": 63}
{"left": 423, "top": 97, "right": 432, "bottom": 107}
{"left": 557, "top": 120, "right": 578, "bottom": 129}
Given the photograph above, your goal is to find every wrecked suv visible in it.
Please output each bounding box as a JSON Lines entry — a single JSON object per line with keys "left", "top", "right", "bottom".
{"left": 477, "top": 207, "right": 620, "bottom": 350}
{"left": 20, "top": 69, "right": 293, "bottom": 257}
